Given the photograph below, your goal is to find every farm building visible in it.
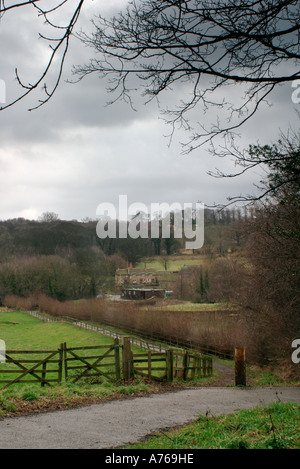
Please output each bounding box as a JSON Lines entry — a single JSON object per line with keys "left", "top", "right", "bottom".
{"left": 115, "top": 268, "right": 159, "bottom": 288}
{"left": 121, "top": 287, "right": 165, "bottom": 300}
{"left": 115, "top": 267, "right": 177, "bottom": 291}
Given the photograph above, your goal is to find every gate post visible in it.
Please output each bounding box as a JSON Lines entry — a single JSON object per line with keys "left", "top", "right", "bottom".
{"left": 122, "top": 336, "right": 133, "bottom": 382}
{"left": 58, "top": 343, "right": 64, "bottom": 385}
{"left": 166, "top": 349, "right": 174, "bottom": 382}
{"left": 114, "top": 338, "right": 121, "bottom": 381}
{"left": 235, "top": 347, "right": 246, "bottom": 386}
{"left": 182, "top": 351, "right": 188, "bottom": 381}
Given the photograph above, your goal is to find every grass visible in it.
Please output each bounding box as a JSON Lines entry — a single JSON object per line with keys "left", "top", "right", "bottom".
{"left": 0, "top": 379, "right": 156, "bottom": 418}
{"left": 136, "top": 256, "right": 209, "bottom": 272}
{"left": 0, "top": 310, "right": 161, "bottom": 416}
{"left": 0, "top": 309, "right": 216, "bottom": 418}
{"left": 150, "top": 302, "right": 233, "bottom": 312}
{"left": 124, "top": 402, "right": 300, "bottom": 449}
{"left": 0, "top": 311, "right": 115, "bottom": 350}
{"left": 247, "top": 365, "right": 300, "bottom": 387}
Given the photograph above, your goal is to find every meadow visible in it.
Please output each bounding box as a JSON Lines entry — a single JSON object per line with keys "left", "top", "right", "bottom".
{"left": 0, "top": 310, "right": 114, "bottom": 350}
{"left": 0, "top": 310, "right": 158, "bottom": 417}
{"left": 0, "top": 309, "right": 217, "bottom": 418}
{"left": 136, "top": 255, "right": 210, "bottom": 272}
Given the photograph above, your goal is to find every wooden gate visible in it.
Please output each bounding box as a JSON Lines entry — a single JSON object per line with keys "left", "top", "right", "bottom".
{"left": 0, "top": 339, "right": 213, "bottom": 389}
{"left": 131, "top": 348, "right": 213, "bottom": 382}
{"left": 63, "top": 340, "right": 121, "bottom": 383}
{"left": 132, "top": 351, "right": 167, "bottom": 381}
{"left": 173, "top": 350, "right": 213, "bottom": 379}
{"left": 0, "top": 347, "right": 64, "bottom": 389}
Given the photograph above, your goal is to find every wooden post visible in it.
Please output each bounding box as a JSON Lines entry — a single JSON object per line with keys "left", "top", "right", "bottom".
{"left": 58, "top": 343, "right": 64, "bottom": 385}
{"left": 63, "top": 342, "right": 68, "bottom": 382}
{"left": 122, "top": 336, "right": 133, "bottom": 381}
{"left": 114, "top": 338, "right": 121, "bottom": 381}
{"left": 235, "top": 347, "right": 246, "bottom": 386}
{"left": 41, "top": 361, "right": 47, "bottom": 387}
{"left": 166, "top": 349, "right": 173, "bottom": 382}
{"left": 191, "top": 355, "right": 196, "bottom": 380}
{"left": 182, "top": 351, "right": 188, "bottom": 381}
{"left": 174, "top": 353, "right": 178, "bottom": 379}
{"left": 148, "top": 350, "right": 152, "bottom": 379}
{"left": 204, "top": 357, "right": 208, "bottom": 377}
{"left": 208, "top": 357, "right": 213, "bottom": 377}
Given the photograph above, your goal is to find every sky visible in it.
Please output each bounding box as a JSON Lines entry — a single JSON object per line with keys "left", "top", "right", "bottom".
{"left": 0, "top": 0, "right": 299, "bottom": 222}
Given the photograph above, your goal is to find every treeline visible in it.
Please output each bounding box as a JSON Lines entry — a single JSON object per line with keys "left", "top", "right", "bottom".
{"left": 0, "top": 207, "right": 248, "bottom": 302}
{"left": 0, "top": 207, "right": 247, "bottom": 263}
{"left": 0, "top": 250, "right": 126, "bottom": 301}
{"left": 172, "top": 258, "right": 248, "bottom": 304}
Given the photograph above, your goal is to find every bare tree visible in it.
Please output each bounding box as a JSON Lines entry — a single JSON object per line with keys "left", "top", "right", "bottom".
{"left": 2, "top": 1, "right": 299, "bottom": 131}
{"left": 38, "top": 211, "right": 59, "bottom": 223}
{"left": 208, "top": 129, "right": 300, "bottom": 205}
{"left": 1, "top": 1, "right": 299, "bottom": 203}
{"left": 74, "top": 0, "right": 300, "bottom": 147}
{"left": 0, "top": 0, "right": 84, "bottom": 111}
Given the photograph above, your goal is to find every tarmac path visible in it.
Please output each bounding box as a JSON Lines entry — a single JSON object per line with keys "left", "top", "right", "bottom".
{"left": 0, "top": 386, "right": 299, "bottom": 449}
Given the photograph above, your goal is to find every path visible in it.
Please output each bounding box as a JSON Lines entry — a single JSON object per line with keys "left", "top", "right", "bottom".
{"left": 0, "top": 387, "right": 299, "bottom": 449}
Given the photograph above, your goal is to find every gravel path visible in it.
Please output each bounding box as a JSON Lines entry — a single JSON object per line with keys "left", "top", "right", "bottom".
{"left": 0, "top": 386, "right": 299, "bottom": 449}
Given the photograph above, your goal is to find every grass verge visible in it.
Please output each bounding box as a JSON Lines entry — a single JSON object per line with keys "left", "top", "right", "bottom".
{"left": 0, "top": 379, "right": 169, "bottom": 419}
{"left": 124, "top": 402, "right": 300, "bottom": 449}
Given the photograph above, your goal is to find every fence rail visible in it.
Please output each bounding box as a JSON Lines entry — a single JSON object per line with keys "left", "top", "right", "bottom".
{"left": 26, "top": 311, "right": 167, "bottom": 352}
{"left": 132, "top": 351, "right": 167, "bottom": 381}
{"left": 0, "top": 338, "right": 213, "bottom": 389}
{"left": 131, "top": 349, "right": 213, "bottom": 381}
{"left": 173, "top": 350, "right": 213, "bottom": 379}
{"left": 0, "top": 348, "right": 63, "bottom": 389}
{"left": 63, "top": 341, "right": 121, "bottom": 383}
{"left": 26, "top": 310, "right": 233, "bottom": 358}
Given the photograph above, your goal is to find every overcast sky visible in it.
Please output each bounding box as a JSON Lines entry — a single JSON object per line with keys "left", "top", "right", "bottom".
{"left": 0, "top": 0, "right": 298, "bottom": 222}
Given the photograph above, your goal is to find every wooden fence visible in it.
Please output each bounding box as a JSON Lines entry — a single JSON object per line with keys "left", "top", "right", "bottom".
{"left": 63, "top": 340, "right": 121, "bottom": 384}
{"left": 0, "top": 347, "right": 64, "bottom": 389}
{"left": 124, "top": 337, "right": 213, "bottom": 382}
{"left": 173, "top": 350, "right": 213, "bottom": 380}
{"left": 132, "top": 351, "right": 167, "bottom": 381}
{"left": 26, "top": 311, "right": 233, "bottom": 359}
{"left": 0, "top": 337, "right": 213, "bottom": 389}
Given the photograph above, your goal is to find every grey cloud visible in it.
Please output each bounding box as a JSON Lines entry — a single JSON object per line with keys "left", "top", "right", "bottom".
{"left": 0, "top": 1, "right": 298, "bottom": 222}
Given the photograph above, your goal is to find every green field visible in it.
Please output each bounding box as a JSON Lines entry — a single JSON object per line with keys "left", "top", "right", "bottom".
{"left": 0, "top": 310, "right": 156, "bottom": 416}
{"left": 150, "top": 302, "right": 233, "bottom": 312}
{"left": 0, "top": 311, "right": 115, "bottom": 350}
{"left": 136, "top": 256, "right": 210, "bottom": 272}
